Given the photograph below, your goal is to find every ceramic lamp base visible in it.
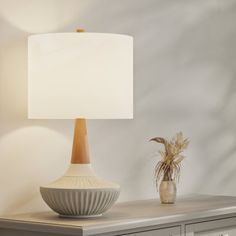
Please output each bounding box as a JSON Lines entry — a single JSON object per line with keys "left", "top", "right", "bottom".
{"left": 40, "top": 119, "right": 120, "bottom": 217}
{"left": 59, "top": 214, "right": 102, "bottom": 219}
{"left": 40, "top": 164, "right": 120, "bottom": 217}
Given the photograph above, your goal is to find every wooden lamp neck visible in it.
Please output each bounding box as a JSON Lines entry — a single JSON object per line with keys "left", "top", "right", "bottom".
{"left": 71, "top": 118, "right": 90, "bottom": 164}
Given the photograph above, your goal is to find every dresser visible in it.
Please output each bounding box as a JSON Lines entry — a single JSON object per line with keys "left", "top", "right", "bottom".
{"left": 0, "top": 195, "right": 236, "bottom": 236}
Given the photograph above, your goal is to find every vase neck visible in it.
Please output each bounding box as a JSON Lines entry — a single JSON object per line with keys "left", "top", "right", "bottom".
{"left": 163, "top": 173, "right": 172, "bottom": 181}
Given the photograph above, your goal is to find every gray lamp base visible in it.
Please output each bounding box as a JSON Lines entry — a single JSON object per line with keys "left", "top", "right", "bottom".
{"left": 40, "top": 164, "right": 120, "bottom": 218}
{"left": 59, "top": 214, "right": 102, "bottom": 219}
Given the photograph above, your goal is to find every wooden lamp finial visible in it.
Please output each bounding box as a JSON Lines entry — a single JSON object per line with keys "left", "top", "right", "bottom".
{"left": 76, "top": 29, "right": 85, "bottom": 33}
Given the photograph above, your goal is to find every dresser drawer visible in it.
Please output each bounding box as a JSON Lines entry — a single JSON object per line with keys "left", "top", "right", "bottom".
{"left": 197, "top": 227, "right": 236, "bottom": 236}
{"left": 186, "top": 217, "right": 236, "bottom": 236}
{"left": 124, "top": 226, "right": 181, "bottom": 236}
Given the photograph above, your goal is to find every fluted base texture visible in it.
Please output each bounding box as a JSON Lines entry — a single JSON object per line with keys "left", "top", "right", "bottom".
{"left": 40, "top": 187, "right": 120, "bottom": 217}
{"left": 40, "top": 164, "right": 120, "bottom": 217}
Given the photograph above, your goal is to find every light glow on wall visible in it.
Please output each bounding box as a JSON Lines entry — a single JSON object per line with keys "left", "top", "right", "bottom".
{"left": 0, "top": 0, "right": 90, "bottom": 33}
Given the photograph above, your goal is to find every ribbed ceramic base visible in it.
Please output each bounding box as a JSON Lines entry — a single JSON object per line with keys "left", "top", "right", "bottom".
{"left": 59, "top": 214, "right": 102, "bottom": 218}
{"left": 40, "top": 164, "right": 120, "bottom": 217}
{"left": 40, "top": 187, "right": 120, "bottom": 216}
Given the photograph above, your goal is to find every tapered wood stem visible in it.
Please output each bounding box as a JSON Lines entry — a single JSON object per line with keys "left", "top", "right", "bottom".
{"left": 71, "top": 29, "right": 88, "bottom": 164}
{"left": 71, "top": 119, "right": 90, "bottom": 164}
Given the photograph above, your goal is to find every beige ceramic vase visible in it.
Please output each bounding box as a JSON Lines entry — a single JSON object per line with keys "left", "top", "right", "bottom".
{"left": 159, "top": 180, "right": 176, "bottom": 204}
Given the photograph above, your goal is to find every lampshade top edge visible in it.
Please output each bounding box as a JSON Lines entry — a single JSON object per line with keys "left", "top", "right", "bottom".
{"left": 28, "top": 32, "right": 133, "bottom": 40}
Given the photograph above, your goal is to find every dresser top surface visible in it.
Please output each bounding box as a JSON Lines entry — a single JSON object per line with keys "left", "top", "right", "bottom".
{"left": 1, "top": 195, "right": 236, "bottom": 235}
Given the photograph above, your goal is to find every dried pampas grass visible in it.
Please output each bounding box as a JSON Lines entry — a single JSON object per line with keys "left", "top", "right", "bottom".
{"left": 150, "top": 132, "right": 189, "bottom": 187}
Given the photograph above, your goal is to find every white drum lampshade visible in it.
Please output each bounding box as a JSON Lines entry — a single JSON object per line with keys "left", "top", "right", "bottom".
{"left": 28, "top": 32, "right": 133, "bottom": 217}
{"left": 28, "top": 33, "right": 133, "bottom": 119}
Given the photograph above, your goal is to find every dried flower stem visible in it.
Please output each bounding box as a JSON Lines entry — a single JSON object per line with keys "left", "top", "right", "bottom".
{"left": 150, "top": 132, "right": 189, "bottom": 188}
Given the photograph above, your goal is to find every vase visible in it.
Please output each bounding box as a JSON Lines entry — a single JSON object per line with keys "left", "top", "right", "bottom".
{"left": 159, "top": 180, "right": 176, "bottom": 204}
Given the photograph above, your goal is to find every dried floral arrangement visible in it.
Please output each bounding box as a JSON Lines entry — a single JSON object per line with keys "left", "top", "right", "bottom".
{"left": 150, "top": 132, "right": 189, "bottom": 187}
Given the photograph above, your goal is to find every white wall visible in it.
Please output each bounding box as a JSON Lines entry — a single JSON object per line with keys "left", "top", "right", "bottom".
{"left": 0, "top": 0, "right": 236, "bottom": 215}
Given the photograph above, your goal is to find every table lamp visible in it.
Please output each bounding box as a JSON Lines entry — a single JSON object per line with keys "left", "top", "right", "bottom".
{"left": 28, "top": 31, "right": 133, "bottom": 218}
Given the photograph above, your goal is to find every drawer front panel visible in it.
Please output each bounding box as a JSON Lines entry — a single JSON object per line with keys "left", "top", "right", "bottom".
{"left": 124, "top": 226, "right": 181, "bottom": 236}
{"left": 196, "top": 227, "right": 236, "bottom": 236}
{"left": 186, "top": 217, "right": 236, "bottom": 236}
